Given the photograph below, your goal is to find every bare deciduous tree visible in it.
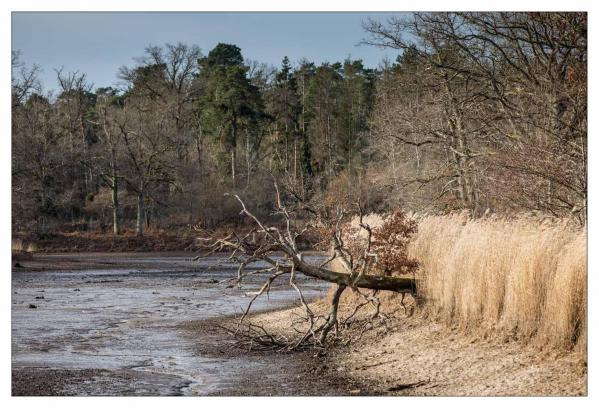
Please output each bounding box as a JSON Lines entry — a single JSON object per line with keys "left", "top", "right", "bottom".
{"left": 11, "top": 51, "right": 42, "bottom": 108}
{"left": 363, "top": 12, "right": 586, "bottom": 221}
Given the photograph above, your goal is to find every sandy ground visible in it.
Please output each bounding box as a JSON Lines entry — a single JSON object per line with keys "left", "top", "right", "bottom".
{"left": 224, "top": 296, "right": 587, "bottom": 396}
{"left": 331, "top": 318, "right": 586, "bottom": 396}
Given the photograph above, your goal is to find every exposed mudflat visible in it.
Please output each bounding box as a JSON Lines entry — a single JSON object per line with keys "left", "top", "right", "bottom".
{"left": 11, "top": 252, "right": 330, "bottom": 396}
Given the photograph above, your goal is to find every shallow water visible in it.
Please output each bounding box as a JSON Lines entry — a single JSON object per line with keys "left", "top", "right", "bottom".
{"left": 12, "top": 253, "right": 328, "bottom": 395}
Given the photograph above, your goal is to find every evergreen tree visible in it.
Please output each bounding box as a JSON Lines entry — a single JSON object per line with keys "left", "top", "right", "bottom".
{"left": 197, "top": 43, "right": 265, "bottom": 186}
{"left": 267, "top": 56, "right": 301, "bottom": 179}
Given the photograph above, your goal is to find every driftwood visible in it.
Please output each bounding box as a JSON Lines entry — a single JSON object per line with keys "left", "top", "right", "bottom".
{"left": 289, "top": 260, "right": 415, "bottom": 292}
{"left": 196, "top": 182, "right": 417, "bottom": 347}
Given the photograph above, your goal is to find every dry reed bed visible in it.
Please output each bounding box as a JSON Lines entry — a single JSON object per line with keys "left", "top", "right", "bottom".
{"left": 408, "top": 214, "right": 586, "bottom": 353}
{"left": 11, "top": 238, "right": 36, "bottom": 253}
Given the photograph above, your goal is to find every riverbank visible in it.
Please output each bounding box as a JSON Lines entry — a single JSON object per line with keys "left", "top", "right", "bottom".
{"left": 186, "top": 295, "right": 587, "bottom": 396}
{"left": 12, "top": 224, "right": 318, "bottom": 254}
{"left": 11, "top": 252, "right": 587, "bottom": 396}
{"left": 13, "top": 231, "right": 199, "bottom": 253}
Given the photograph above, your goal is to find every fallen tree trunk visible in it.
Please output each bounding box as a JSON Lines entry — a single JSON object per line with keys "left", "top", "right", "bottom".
{"left": 292, "top": 258, "right": 416, "bottom": 293}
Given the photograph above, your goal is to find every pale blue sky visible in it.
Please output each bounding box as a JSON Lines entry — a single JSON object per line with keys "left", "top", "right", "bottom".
{"left": 12, "top": 12, "right": 405, "bottom": 92}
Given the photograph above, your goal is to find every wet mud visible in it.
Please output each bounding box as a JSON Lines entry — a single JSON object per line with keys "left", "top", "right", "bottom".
{"left": 12, "top": 253, "right": 335, "bottom": 396}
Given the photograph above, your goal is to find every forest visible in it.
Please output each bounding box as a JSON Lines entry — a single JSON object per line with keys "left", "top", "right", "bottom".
{"left": 12, "top": 12, "right": 587, "bottom": 239}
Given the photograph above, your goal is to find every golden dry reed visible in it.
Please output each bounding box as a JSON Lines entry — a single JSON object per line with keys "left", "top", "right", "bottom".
{"left": 11, "top": 238, "right": 36, "bottom": 253}
{"left": 409, "top": 214, "right": 586, "bottom": 352}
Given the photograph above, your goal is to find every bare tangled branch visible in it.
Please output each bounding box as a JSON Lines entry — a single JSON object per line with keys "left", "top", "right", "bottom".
{"left": 195, "top": 183, "right": 418, "bottom": 348}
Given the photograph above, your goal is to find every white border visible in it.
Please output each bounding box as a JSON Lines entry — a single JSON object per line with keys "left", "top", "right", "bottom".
{"left": 2, "top": 1, "right": 596, "bottom": 408}
{"left": 2, "top": 1, "right": 595, "bottom": 12}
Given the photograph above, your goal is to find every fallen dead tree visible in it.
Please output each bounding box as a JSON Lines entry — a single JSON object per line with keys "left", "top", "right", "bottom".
{"left": 195, "top": 183, "right": 418, "bottom": 348}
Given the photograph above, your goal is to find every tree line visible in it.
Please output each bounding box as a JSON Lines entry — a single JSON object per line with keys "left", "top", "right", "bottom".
{"left": 12, "top": 12, "right": 587, "bottom": 237}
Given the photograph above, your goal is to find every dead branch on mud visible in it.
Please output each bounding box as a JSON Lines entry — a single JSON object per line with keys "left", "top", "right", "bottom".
{"left": 195, "top": 182, "right": 419, "bottom": 349}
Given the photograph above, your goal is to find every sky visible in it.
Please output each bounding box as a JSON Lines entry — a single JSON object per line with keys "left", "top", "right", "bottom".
{"left": 12, "top": 12, "right": 405, "bottom": 92}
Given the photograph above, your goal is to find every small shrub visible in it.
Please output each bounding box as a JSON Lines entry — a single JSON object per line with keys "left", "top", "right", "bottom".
{"left": 372, "top": 208, "right": 419, "bottom": 275}
{"left": 340, "top": 209, "right": 419, "bottom": 276}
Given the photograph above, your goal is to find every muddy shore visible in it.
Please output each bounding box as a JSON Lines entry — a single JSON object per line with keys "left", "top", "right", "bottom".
{"left": 12, "top": 252, "right": 340, "bottom": 396}
{"left": 12, "top": 252, "right": 586, "bottom": 396}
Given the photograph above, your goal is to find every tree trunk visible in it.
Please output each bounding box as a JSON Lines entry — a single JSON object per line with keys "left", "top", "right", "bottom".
{"left": 293, "top": 139, "right": 298, "bottom": 184}
{"left": 444, "top": 73, "right": 477, "bottom": 212}
{"left": 327, "top": 114, "right": 332, "bottom": 177}
{"left": 292, "top": 256, "right": 416, "bottom": 293}
{"left": 188, "top": 194, "right": 194, "bottom": 231}
{"left": 110, "top": 144, "right": 120, "bottom": 235}
{"left": 319, "top": 284, "right": 346, "bottom": 343}
{"left": 195, "top": 124, "right": 203, "bottom": 171}
{"left": 111, "top": 176, "right": 119, "bottom": 235}
{"left": 231, "top": 115, "right": 237, "bottom": 187}
{"left": 231, "top": 149, "right": 236, "bottom": 187}
{"left": 136, "top": 191, "right": 144, "bottom": 237}
{"left": 246, "top": 132, "right": 251, "bottom": 189}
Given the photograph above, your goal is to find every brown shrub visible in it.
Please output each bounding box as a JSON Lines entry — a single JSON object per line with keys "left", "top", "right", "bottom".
{"left": 372, "top": 208, "right": 419, "bottom": 275}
